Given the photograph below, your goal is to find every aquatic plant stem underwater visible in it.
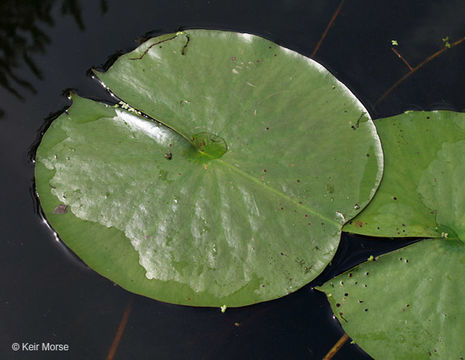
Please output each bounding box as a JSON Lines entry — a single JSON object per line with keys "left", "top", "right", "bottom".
{"left": 390, "top": 47, "right": 413, "bottom": 72}
{"left": 323, "top": 333, "right": 350, "bottom": 360}
{"left": 106, "top": 296, "right": 133, "bottom": 360}
{"left": 311, "top": 0, "right": 345, "bottom": 58}
{"left": 373, "top": 35, "right": 465, "bottom": 109}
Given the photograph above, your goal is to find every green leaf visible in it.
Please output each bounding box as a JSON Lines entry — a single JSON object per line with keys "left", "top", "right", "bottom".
{"left": 35, "top": 30, "right": 383, "bottom": 307}
{"left": 318, "top": 239, "right": 465, "bottom": 359}
{"left": 343, "top": 110, "right": 465, "bottom": 242}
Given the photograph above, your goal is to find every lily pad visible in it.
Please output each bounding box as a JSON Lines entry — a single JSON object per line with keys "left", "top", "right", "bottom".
{"left": 35, "top": 30, "right": 383, "bottom": 307}
{"left": 343, "top": 110, "right": 465, "bottom": 241}
{"left": 318, "top": 239, "right": 465, "bottom": 359}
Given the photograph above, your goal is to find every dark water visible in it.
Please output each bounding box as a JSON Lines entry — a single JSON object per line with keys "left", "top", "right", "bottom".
{"left": 1, "top": 1, "right": 464, "bottom": 359}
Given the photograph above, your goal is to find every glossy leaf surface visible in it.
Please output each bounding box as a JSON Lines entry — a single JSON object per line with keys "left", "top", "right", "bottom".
{"left": 35, "top": 30, "right": 383, "bottom": 306}
{"left": 344, "top": 110, "right": 465, "bottom": 241}
{"left": 318, "top": 239, "right": 465, "bottom": 359}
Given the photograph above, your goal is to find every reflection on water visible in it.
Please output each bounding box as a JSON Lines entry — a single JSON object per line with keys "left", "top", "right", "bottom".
{"left": 0, "top": 0, "right": 107, "bottom": 118}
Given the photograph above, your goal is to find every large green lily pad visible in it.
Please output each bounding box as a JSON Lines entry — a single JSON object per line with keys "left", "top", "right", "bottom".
{"left": 344, "top": 110, "right": 465, "bottom": 241}
{"left": 35, "top": 30, "right": 383, "bottom": 306}
{"left": 318, "top": 239, "right": 465, "bottom": 359}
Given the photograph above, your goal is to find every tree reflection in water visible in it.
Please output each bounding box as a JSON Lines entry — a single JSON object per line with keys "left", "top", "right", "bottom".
{"left": 0, "top": 0, "right": 108, "bottom": 118}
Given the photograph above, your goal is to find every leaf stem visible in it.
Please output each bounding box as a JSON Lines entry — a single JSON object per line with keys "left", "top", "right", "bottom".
{"left": 323, "top": 333, "right": 349, "bottom": 360}
{"left": 391, "top": 47, "right": 413, "bottom": 71}
{"left": 311, "top": 0, "right": 345, "bottom": 58}
{"left": 105, "top": 296, "right": 133, "bottom": 360}
{"left": 373, "top": 35, "right": 465, "bottom": 109}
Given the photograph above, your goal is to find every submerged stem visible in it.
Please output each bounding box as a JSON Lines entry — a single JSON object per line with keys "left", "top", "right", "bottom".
{"left": 374, "top": 35, "right": 465, "bottom": 109}
{"left": 311, "top": 0, "right": 345, "bottom": 58}
{"left": 323, "top": 333, "right": 350, "bottom": 360}
{"left": 105, "top": 296, "right": 133, "bottom": 360}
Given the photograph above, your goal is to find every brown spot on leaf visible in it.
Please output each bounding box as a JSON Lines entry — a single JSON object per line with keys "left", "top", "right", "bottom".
{"left": 53, "top": 204, "right": 67, "bottom": 214}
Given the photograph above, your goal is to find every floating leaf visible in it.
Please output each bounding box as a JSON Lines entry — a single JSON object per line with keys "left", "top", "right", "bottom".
{"left": 35, "top": 30, "right": 383, "bottom": 306}
{"left": 318, "top": 239, "right": 465, "bottom": 359}
{"left": 344, "top": 110, "right": 465, "bottom": 241}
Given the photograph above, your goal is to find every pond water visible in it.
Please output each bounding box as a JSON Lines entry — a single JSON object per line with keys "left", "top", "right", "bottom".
{"left": 1, "top": 1, "right": 464, "bottom": 359}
